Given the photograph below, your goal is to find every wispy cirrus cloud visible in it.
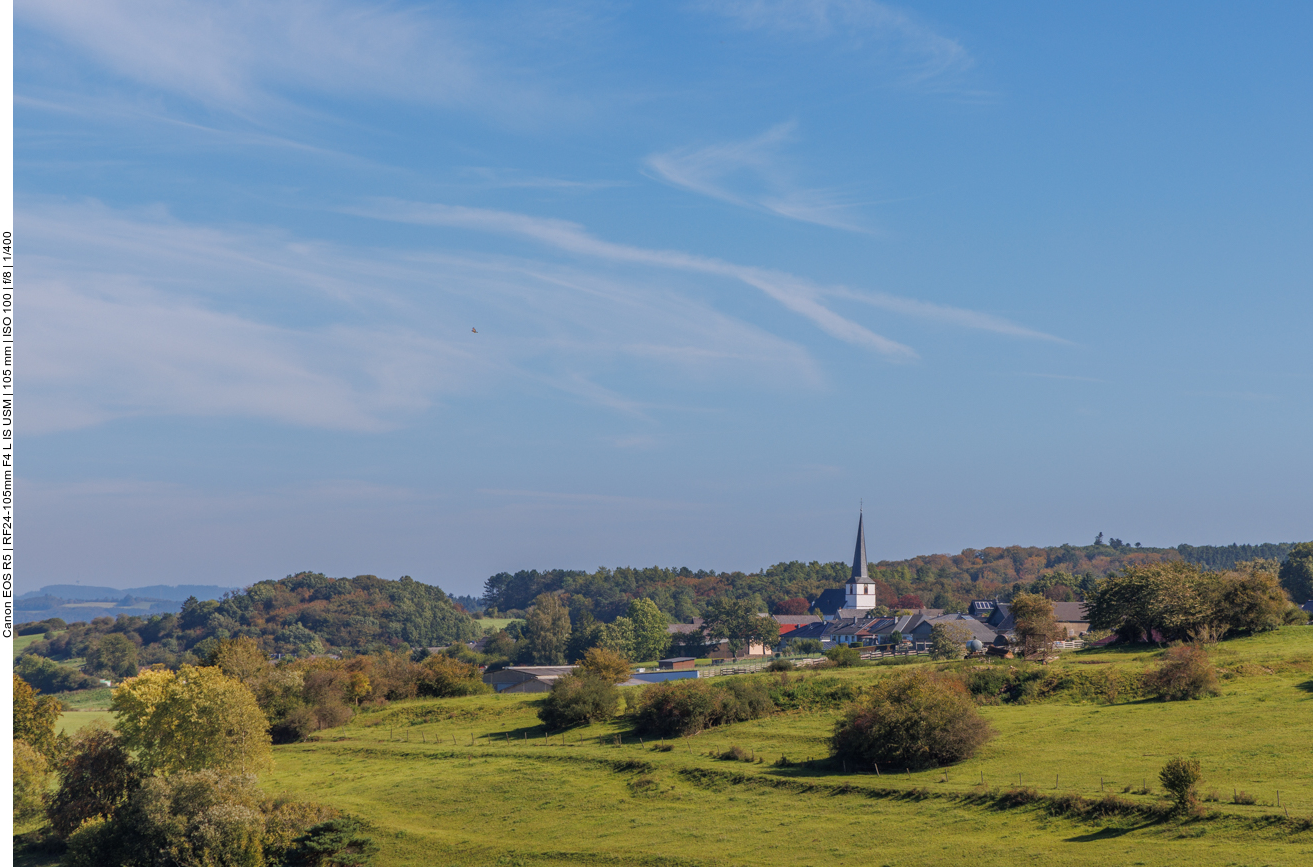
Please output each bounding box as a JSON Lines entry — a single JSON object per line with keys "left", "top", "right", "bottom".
{"left": 351, "top": 198, "right": 1066, "bottom": 354}
{"left": 697, "top": 0, "right": 973, "bottom": 85}
{"left": 23, "top": 199, "right": 824, "bottom": 433}
{"left": 350, "top": 198, "right": 917, "bottom": 359}
{"left": 15, "top": 0, "right": 559, "bottom": 121}
{"left": 646, "top": 122, "right": 873, "bottom": 232}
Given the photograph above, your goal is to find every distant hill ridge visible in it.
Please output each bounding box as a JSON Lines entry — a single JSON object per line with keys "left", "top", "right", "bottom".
{"left": 18, "top": 584, "right": 237, "bottom": 603}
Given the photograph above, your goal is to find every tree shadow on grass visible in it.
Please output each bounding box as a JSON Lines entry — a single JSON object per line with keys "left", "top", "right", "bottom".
{"left": 1294, "top": 679, "right": 1313, "bottom": 694}
{"left": 1065, "top": 821, "right": 1160, "bottom": 842}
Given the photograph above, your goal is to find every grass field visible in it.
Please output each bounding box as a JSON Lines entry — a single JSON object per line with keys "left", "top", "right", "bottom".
{"left": 256, "top": 627, "right": 1313, "bottom": 866}
{"left": 57, "top": 709, "right": 116, "bottom": 735}
{"left": 13, "top": 632, "right": 54, "bottom": 655}
{"left": 474, "top": 617, "right": 522, "bottom": 633}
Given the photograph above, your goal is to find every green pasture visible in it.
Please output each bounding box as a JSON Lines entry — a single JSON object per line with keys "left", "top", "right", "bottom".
{"left": 57, "top": 709, "right": 116, "bottom": 735}
{"left": 54, "top": 686, "right": 114, "bottom": 711}
{"left": 475, "top": 618, "right": 522, "bottom": 633}
{"left": 261, "top": 627, "right": 1313, "bottom": 866}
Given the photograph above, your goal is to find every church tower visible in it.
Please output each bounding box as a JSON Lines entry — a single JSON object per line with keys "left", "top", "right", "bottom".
{"left": 843, "top": 510, "right": 876, "bottom": 613}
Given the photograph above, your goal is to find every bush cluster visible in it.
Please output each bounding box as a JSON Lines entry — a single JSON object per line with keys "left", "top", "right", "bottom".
{"left": 538, "top": 674, "right": 621, "bottom": 729}
{"left": 830, "top": 671, "right": 993, "bottom": 770}
{"left": 60, "top": 770, "right": 360, "bottom": 867}
{"left": 631, "top": 678, "right": 775, "bottom": 737}
{"left": 1144, "top": 644, "right": 1219, "bottom": 701}
{"left": 210, "top": 639, "right": 490, "bottom": 744}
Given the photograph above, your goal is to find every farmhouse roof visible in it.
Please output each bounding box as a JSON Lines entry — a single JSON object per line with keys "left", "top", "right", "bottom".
{"left": 772, "top": 614, "right": 822, "bottom": 625}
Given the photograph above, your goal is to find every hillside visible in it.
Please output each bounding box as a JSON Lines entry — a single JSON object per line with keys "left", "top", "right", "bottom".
{"left": 245, "top": 627, "right": 1313, "bottom": 866}
{"left": 481, "top": 541, "right": 1301, "bottom": 620}
{"left": 15, "top": 573, "right": 480, "bottom": 679}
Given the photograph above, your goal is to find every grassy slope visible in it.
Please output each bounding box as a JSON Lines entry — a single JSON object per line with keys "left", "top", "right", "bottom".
{"left": 263, "top": 628, "right": 1313, "bottom": 867}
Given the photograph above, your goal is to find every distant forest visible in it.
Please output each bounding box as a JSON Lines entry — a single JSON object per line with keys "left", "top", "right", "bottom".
{"left": 479, "top": 541, "right": 1300, "bottom": 622}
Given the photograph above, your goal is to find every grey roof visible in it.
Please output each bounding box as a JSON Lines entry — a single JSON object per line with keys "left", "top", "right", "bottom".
{"left": 780, "top": 621, "right": 828, "bottom": 641}
{"left": 851, "top": 511, "right": 872, "bottom": 583}
{"left": 1051, "top": 602, "right": 1090, "bottom": 622}
{"left": 927, "top": 614, "right": 1007, "bottom": 645}
{"left": 773, "top": 614, "right": 823, "bottom": 625}
{"left": 812, "top": 588, "right": 848, "bottom": 616}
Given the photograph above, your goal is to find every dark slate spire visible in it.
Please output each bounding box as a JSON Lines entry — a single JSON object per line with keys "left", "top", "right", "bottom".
{"left": 851, "top": 511, "right": 871, "bottom": 582}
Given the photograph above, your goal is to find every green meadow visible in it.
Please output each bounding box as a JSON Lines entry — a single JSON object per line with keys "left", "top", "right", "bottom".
{"left": 257, "top": 628, "right": 1313, "bottom": 867}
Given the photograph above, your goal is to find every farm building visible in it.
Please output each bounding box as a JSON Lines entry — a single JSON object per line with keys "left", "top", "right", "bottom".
{"left": 483, "top": 665, "right": 576, "bottom": 693}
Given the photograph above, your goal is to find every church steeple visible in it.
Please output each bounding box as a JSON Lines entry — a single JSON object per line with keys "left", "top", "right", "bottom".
{"left": 851, "top": 510, "right": 869, "bottom": 582}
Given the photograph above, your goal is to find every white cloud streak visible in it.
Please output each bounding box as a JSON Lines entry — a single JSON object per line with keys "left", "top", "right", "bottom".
{"left": 351, "top": 199, "right": 918, "bottom": 359}
{"left": 646, "top": 122, "right": 872, "bottom": 232}
{"left": 352, "top": 198, "right": 1067, "bottom": 352}
{"left": 15, "top": 0, "right": 551, "bottom": 119}
{"left": 23, "top": 199, "right": 824, "bottom": 433}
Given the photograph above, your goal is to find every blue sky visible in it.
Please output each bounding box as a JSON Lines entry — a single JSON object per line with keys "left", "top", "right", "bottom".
{"left": 18, "top": 1, "right": 1313, "bottom": 594}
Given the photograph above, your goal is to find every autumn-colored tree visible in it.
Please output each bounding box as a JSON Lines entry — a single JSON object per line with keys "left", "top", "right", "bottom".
{"left": 111, "top": 665, "right": 273, "bottom": 776}
{"left": 895, "top": 593, "right": 924, "bottom": 610}
{"left": 577, "top": 646, "right": 632, "bottom": 684}
{"left": 212, "top": 636, "right": 271, "bottom": 684}
{"left": 524, "top": 593, "right": 572, "bottom": 665}
{"left": 14, "top": 673, "right": 64, "bottom": 761}
{"left": 13, "top": 740, "right": 50, "bottom": 824}
{"left": 1009, "top": 593, "right": 1063, "bottom": 658}
{"left": 774, "top": 597, "right": 811, "bottom": 616}
{"left": 416, "top": 654, "right": 489, "bottom": 697}
{"left": 346, "top": 672, "right": 372, "bottom": 707}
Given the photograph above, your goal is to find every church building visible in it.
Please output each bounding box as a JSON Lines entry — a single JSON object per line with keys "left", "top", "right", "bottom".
{"left": 811, "top": 510, "right": 880, "bottom": 620}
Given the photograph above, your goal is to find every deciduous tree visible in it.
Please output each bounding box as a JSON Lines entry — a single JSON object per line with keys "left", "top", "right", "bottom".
{"left": 1009, "top": 593, "right": 1063, "bottom": 658}
{"left": 1278, "top": 542, "right": 1313, "bottom": 604}
{"left": 524, "top": 593, "right": 572, "bottom": 665}
{"left": 702, "top": 597, "right": 779, "bottom": 658}
{"left": 13, "top": 673, "right": 63, "bottom": 761}
{"left": 111, "top": 665, "right": 273, "bottom": 776}
{"left": 626, "top": 598, "right": 671, "bottom": 662}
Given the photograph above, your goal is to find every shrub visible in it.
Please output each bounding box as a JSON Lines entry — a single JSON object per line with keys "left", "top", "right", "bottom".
{"left": 790, "top": 638, "right": 823, "bottom": 654}
{"left": 631, "top": 678, "right": 776, "bottom": 737}
{"left": 1159, "top": 757, "right": 1202, "bottom": 811}
{"left": 538, "top": 673, "right": 620, "bottom": 729}
{"left": 271, "top": 706, "right": 319, "bottom": 744}
{"left": 717, "top": 745, "right": 751, "bottom": 762}
{"left": 286, "top": 817, "right": 379, "bottom": 867}
{"left": 314, "top": 702, "right": 354, "bottom": 731}
{"left": 1145, "top": 645, "right": 1219, "bottom": 701}
{"left": 1233, "top": 789, "right": 1256, "bottom": 805}
{"left": 12, "top": 740, "right": 50, "bottom": 824}
{"left": 830, "top": 671, "right": 993, "bottom": 770}
{"left": 415, "top": 655, "right": 490, "bottom": 698}
{"left": 766, "top": 658, "right": 794, "bottom": 672}
{"left": 825, "top": 646, "right": 862, "bottom": 667}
